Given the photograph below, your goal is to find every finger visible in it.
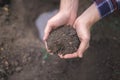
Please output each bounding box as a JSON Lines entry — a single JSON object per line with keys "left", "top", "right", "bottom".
{"left": 58, "top": 52, "right": 78, "bottom": 59}
{"left": 44, "top": 41, "right": 51, "bottom": 53}
{"left": 58, "top": 54, "right": 64, "bottom": 58}
{"left": 73, "top": 19, "right": 78, "bottom": 29}
{"left": 43, "top": 23, "right": 53, "bottom": 41}
{"left": 77, "top": 39, "right": 89, "bottom": 57}
{"left": 44, "top": 40, "right": 53, "bottom": 55}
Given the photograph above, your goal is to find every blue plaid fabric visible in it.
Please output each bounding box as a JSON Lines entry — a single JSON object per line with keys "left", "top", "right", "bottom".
{"left": 116, "top": 0, "right": 120, "bottom": 10}
{"left": 95, "top": 0, "right": 120, "bottom": 18}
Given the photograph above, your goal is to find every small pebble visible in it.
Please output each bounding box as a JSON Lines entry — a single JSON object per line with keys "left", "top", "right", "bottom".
{"left": 4, "top": 61, "right": 9, "bottom": 66}
{"left": 15, "top": 67, "right": 22, "bottom": 72}
{"left": 1, "top": 48, "right": 4, "bottom": 51}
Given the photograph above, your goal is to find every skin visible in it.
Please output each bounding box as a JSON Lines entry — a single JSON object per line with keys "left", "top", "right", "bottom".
{"left": 44, "top": 0, "right": 101, "bottom": 59}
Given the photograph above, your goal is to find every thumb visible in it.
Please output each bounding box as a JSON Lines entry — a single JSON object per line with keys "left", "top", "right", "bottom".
{"left": 43, "top": 23, "right": 52, "bottom": 41}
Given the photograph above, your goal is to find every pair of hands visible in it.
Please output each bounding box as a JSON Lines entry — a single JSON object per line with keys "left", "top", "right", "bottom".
{"left": 43, "top": 11, "right": 90, "bottom": 59}
{"left": 43, "top": 2, "right": 100, "bottom": 59}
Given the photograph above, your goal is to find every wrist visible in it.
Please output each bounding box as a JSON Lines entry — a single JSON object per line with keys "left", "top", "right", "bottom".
{"left": 58, "top": 9, "right": 77, "bottom": 25}
{"left": 59, "top": 0, "right": 78, "bottom": 25}
{"left": 60, "top": 0, "right": 79, "bottom": 13}
{"left": 79, "top": 2, "right": 101, "bottom": 28}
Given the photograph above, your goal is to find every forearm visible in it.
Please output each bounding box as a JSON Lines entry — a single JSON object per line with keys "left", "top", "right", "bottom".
{"left": 79, "top": 2, "right": 101, "bottom": 28}
{"left": 60, "top": 0, "right": 79, "bottom": 16}
{"left": 77, "top": 0, "right": 120, "bottom": 28}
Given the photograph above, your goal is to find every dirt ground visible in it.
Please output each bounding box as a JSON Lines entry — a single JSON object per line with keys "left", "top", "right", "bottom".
{"left": 0, "top": 0, "right": 120, "bottom": 80}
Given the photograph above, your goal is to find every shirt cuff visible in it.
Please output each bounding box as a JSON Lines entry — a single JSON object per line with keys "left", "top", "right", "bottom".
{"left": 116, "top": 0, "right": 120, "bottom": 10}
{"left": 94, "top": 0, "right": 117, "bottom": 18}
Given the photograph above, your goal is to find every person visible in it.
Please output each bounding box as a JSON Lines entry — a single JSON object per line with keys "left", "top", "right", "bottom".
{"left": 43, "top": 0, "right": 120, "bottom": 59}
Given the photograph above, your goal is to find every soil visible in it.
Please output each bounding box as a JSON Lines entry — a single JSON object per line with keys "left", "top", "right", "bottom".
{"left": 47, "top": 25, "right": 80, "bottom": 55}
{"left": 0, "top": 0, "right": 120, "bottom": 80}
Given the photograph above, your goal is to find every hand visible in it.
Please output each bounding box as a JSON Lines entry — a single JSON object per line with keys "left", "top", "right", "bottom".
{"left": 43, "top": 0, "right": 79, "bottom": 53}
{"left": 59, "top": 17, "right": 90, "bottom": 58}
{"left": 43, "top": 11, "right": 77, "bottom": 53}
{"left": 59, "top": 2, "right": 101, "bottom": 59}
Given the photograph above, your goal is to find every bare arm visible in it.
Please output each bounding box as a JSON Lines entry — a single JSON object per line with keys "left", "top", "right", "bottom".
{"left": 60, "top": 0, "right": 79, "bottom": 25}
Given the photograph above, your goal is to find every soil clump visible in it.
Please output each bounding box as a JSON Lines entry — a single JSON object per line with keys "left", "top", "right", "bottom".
{"left": 47, "top": 25, "right": 80, "bottom": 55}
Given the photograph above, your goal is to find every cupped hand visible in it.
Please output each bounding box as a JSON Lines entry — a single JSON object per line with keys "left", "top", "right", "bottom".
{"left": 59, "top": 17, "right": 91, "bottom": 59}
{"left": 43, "top": 11, "right": 76, "bottom": 53}
{"left": 58, "top": 2, "right": 101, "bottom": 59}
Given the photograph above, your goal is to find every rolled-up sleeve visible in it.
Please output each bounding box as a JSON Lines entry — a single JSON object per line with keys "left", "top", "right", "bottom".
{"left": 94, "top": 0, "right": 119, "bottom": 18}
{"left": 116, "top": 0, "right": 120, "bottom": 10}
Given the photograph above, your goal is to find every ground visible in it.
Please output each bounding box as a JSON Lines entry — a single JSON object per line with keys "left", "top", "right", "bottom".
{"left": 0, "top": 0, "right": 120, "bottom": 80}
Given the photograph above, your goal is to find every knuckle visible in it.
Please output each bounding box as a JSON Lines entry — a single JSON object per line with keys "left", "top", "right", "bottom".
{"left": 47, "top": 20, "right": 54, "bottom": 26}
{"left": 77, "top": 53, "right": 82, "bottom": 58}
{"left": 76, "top": 51, "right": 82, "bottom": 58}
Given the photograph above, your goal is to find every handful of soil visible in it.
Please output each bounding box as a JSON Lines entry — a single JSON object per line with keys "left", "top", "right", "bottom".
{"left": 47, "top": 25, "right": 80, "bottom": 55}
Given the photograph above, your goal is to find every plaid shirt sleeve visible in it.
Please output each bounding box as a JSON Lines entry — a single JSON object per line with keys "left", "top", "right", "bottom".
{"left": 116, "top": 0, "right": 120, "bottom": 10}
{"left": 94, "top": 0, "right": 120, "bottom": 18}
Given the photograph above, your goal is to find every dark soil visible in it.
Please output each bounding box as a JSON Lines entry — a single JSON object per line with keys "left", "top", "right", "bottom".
{"left": 47, "top": 25, "right": 80, "bottom": 55}
{"left": 0, "top": 0, "right": 10, "bottom": 7}
{"left": 0, "top": 0, "right": 120, "bottom": 80}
